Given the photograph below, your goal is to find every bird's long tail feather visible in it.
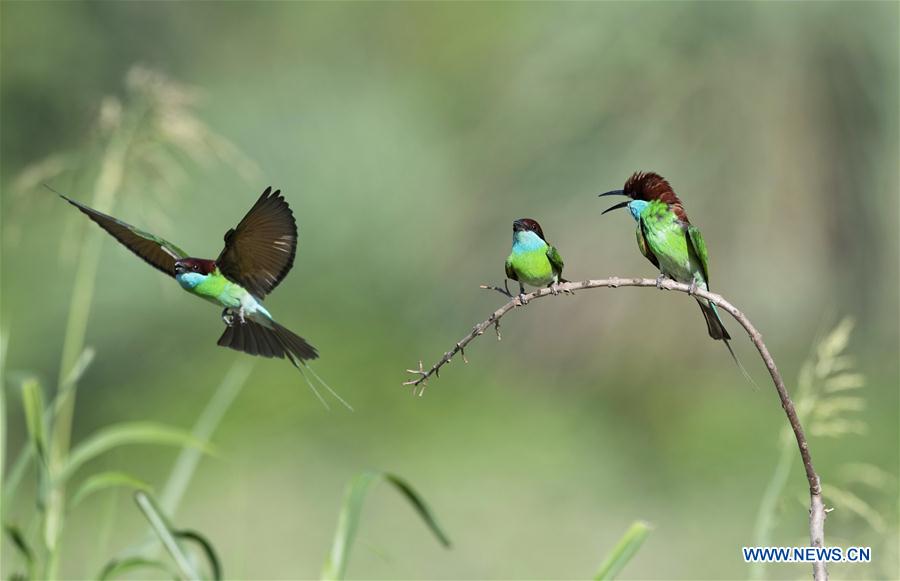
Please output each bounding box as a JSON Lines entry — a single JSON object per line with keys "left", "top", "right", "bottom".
{"left": 697, "top": 299, "right": 758, "bottom": 389}
{"left": 217, "top": 318, "right": 352, "bottom": 409}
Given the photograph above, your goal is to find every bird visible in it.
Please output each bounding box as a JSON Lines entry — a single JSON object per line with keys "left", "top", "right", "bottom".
{"left": 52, "top": 185, "right": 350, "bottom": 409}
{"left": 599, "top": 172, "right": 747, "bottom": 371}
{"left": 504, "top": 218, "right": 567, "bottom": 304}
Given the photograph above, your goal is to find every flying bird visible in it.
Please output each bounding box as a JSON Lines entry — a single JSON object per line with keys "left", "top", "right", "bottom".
{"left": 505, "top": 218, "right": 567, "bottom": 303}
{"left": 53, "top": 186, "right": 349, "bottom": 408}
{"left": 599, "top": 172, "right": 748, "bottom": 372}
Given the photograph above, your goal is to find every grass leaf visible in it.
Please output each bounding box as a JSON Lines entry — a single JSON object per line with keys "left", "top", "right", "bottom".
{"left": 58, "top": 422, "right": 215, "bottom": 485}
{"left": 71, "top": 471, "right": 152, "bottom": 508}
{"left": 175, "top": 529, "right": 223, "bottom": 581}
{"left": 594, "top": 520, "right": 653, "bottom": 580}
{"left": 4, "top": 524, "right": 36, "bottom": 579}
{"left": 134, "top": 491, "right": 201, "bottom": 580}
{"left": 383, "top": 474, "right": 452, "bottom": 548}
{"left": 159, "top": 360, "right": 254, "bottom": 515}
{"left": 322, "top": 471, "right": 450, "bottom": 580}
{"left": 98, "top": 557, "right": 178, "bottom": 580}
{"left": 21, "top": 379, "right": 47, "bottom": 462}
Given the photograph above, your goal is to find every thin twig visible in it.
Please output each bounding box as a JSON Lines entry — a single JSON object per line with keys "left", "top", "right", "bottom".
{"left": 404, "top": 276, "right": 827, "bottom": 581}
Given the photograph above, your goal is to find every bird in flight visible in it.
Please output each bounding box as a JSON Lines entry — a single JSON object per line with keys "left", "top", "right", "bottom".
{"left": 53, "top": 186, "right": 350, "bottom": 409}
{"left": 504, "top": 218, "right": 567, "bottom": 304}
{"left": 599, "top": 172, "right": 750, "bottom": 378}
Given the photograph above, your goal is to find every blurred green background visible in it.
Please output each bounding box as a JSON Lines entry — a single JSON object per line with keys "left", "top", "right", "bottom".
{"left": 2, "top": 2, "right": 898, "bottom": 579}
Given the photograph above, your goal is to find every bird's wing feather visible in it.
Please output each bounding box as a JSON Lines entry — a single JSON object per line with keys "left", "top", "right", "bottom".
{"left": 504, "top": 257, "right": 518, "bottom": 281}
{"left": 637, "top": 221, "right": 661, "bottom": 269}
{"left": 546, "top": 244, "right": 564, "bottom": 278}
{"left": 59, "top": 194, "right": 187, "bottom": 277}
{"left": 216, "top": 187, "right": 297, "bottom": 299}
{"left": 685, "top": 225, "right": 710, "bottom": 283}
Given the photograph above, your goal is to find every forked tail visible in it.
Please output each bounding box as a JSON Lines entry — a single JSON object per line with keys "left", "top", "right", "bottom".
{"left": 217, "top": 318, "right": 353, "bottom": 409}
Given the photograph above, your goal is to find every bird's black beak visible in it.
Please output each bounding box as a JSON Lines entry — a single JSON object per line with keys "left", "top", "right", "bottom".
{"left": 598, "top": 189, "right": 629, "bottom": 215}
{"left": 174, "top": 263, "right": 185, "bottom": 275}
{"left": 513, "top": 219, "right": 525, "bottom": 232}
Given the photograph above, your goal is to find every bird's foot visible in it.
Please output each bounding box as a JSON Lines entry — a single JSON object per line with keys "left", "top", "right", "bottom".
{"left": 688, "top": 280, "right": 699, "bottom": 296}
{"left": 655, "top": 274, "right": 669, "bottom": 289}
{"left": 518, "top": 293, "right": 529, "bottom": 305}
{"left": 549, "top": 282, "right": 561, "bottom": 296}
{"left": 221, "top": 308, "right": 235, "bottom": 326}
{"left": 237, "top": 308, "right": 247, "bottom": 324}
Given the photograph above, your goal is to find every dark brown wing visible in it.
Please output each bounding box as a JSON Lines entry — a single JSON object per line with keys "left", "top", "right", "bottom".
{"left": 58, "top": 193, "right": 188, "bottom": 277}
{"left": 216, "top": 187, "right": 297, "bottom": 299}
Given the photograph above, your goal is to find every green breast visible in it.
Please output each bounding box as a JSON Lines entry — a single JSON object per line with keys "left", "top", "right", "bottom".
{"left": 191, "top": 271, "right": 245, "bottom": 309}
{"left": 507, "top": 249, "right": 554, "bottom": 287}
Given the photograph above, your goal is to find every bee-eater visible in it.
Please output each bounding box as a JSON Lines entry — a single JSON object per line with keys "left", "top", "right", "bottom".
{"left": 505, "top": 218, "right": 567, "bottom": 303}
{"left": 599, "top": 172, "right": 743, "bottom": 364}
{"left": 54, "top": 186, "right": 349, "bottom": 408}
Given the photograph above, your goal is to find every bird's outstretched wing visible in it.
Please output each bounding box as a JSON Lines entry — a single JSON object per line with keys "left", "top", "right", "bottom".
{"left": 216, "top": 187, "right": 297, "bottom": 299}
{"left": 685, "top": 224, "right": 710, "bottom": 283}
{"left": 546, "top": 244, "right": 565, "bottom": 279}
{"left": 57, "top": 193, "right": 188, "bottom": 277}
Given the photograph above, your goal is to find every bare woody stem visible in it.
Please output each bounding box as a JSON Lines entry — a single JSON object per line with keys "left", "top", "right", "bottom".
{"left": 404, "top": 276, "right": 827, "bottom": 581}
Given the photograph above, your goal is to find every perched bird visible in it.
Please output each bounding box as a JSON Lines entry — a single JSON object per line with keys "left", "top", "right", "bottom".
{"left": 599, "top": 172, "right": 744, "bottom": 366}
{"left": 53, "top": 186, "right": 349, "bottom": 408}
{"left": 504, "top": 218, "right": 566, "bottom": 303}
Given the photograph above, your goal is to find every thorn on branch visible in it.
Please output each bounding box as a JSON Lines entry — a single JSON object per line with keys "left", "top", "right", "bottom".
{"left": 403, "top": 360, "right": 428, "bottom": 391}
{"left": 457, "top": 343, "right": 468, "bottom": 363}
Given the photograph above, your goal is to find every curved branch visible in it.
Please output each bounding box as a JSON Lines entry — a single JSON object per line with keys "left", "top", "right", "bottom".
{"left": 404, "top": 276, "right": 827, "bottom": 581}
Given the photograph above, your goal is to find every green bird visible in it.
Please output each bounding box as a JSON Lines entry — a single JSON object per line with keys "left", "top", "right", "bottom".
{"left": 504, "top": 218, "right": 566, "bottom": 303}
{"left": 54, "top": 186, "right": 349, "bottom": 408}
{"left": 599, "top": 172, "right": 743, "bottom": 364}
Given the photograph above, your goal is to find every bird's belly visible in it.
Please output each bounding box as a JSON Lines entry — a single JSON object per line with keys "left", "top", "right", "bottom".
{"left": 509, "top": 252, "right": 554, "bottom": 287}
{"left": 656, "top": 252, "right": 694, "bottom": 283}
{"left": 645, "top": 228, "right": 699, "bottom": 284}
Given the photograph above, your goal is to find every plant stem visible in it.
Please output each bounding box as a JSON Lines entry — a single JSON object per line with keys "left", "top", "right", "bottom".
{"left": 44, "top": 111, "right": 140, "bottom": 579}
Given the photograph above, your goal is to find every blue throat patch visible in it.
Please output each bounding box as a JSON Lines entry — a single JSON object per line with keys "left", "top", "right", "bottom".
{"left": 176, "top": 272, "right": 207, "bottom": 290}
{"left": 628, "top": 200, "right": 649, "bottom": 222}
{"left": 512, "top": 230, "right": 547, "bottom": 253}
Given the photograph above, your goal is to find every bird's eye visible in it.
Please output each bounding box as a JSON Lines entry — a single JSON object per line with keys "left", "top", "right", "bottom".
{"left": 192, "top": 265, "right": 198, "bottom": 272}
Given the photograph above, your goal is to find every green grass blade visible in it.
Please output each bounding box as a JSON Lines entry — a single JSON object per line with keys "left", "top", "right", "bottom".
{"left": 321, "top": 471, "right": 451, "bottom": 580}
{"left": 175, "top": 530, "right": 223, "bottom": 581}
{"left": 71, "top": 471, "right": 152, "bottom": 508}
{"left": 159, "top": 360, "right": 254, "bottom": 515}
{"left": 383, "top": 474, "right": 452, "bottom": 548}
{"left": 134, "top": 491, "right": 200, "bottom": 580}
{"left": 58, "top": 422, "right": 215, "bottom": 485}
{"left": 1, "top": 330, "right": 8, "bottom": 523}
{"left": 97, "top": 557, "right": 178, "bottom": 580}
{"left": 20, "top": 379, "right": 47, "bottom": 463}
{"left": 1, "top": 444, "right": 33, "bottom": 510}
{"left": 322, "top": 471, "right": 379, "bottom": 580}
{"left": 4, "top": 524, "right": 37, "bottom": 579}
{"left": 594, "top": 521, "right": 653, "bottom": 580}
{"left": 2, "top": 347, "right": 95, "bottom": 507}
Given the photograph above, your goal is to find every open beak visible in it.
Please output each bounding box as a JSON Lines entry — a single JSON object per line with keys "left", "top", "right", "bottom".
{"left": 598, "top": 189, "right": 630, "bottom": 215}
